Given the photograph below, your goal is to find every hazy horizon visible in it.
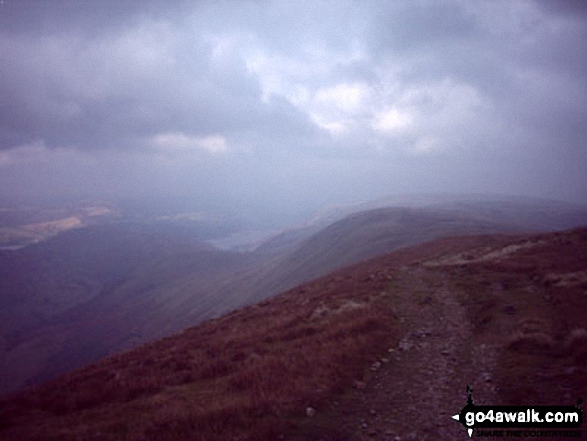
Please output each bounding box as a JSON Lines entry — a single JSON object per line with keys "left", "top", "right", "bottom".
{"left": 1, "top": 0, "right": 586, "bottom": 223}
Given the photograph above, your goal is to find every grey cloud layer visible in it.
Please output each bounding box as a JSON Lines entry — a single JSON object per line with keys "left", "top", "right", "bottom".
{"left": 0, "top": 13, "right": 317, "bottom": 151}
{"left": 0, "top": 0, "right": 585, "bottom": 209}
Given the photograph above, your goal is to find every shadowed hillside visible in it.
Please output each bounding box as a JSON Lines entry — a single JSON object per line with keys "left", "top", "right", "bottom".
{"left": 0, "top": 224, "right": 249, "bottom": 394}
{"left": 0, "top": 227, "right": 586, "bottom": 440}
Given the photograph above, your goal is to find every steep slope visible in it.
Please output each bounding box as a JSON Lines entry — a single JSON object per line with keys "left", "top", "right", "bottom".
{"left": 0, "top": 224, "right": 248, "bottom": 395}
{"left": 0, "top": 227, "right": 585, "bottom": 440}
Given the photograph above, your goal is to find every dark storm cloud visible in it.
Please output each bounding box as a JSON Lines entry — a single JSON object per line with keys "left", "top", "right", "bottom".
{"left": 0, "top": 0, "right": 320, "bottom": 152}
{"left": 369, "top": 1, "right": 478, "bottom": 55}
{"left": 0, "top": 0, "right": 188, "bottom": 34}
{"left": 0, "top": 0, "right": 586, "bottom": 210}
{"left": 534, "top": 0, "right": 587, "bottom": 18}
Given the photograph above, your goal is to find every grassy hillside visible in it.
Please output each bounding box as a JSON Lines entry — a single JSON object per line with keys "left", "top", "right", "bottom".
{"left": 1, "top": 227, "right": 585, "bottom": 440}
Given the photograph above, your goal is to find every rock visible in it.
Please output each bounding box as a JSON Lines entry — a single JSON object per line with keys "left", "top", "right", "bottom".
{"left": 370, "top": 361, "right": 382, "bottom": 371}
{"left": 564, "top": 366, "right": 577, "bottom": 375}
{"left": 381, "top": 357, "right": 390, "bottom": 363}
{"left": 399, "top": 338, "right": 412, "bottom": 351}
{"left": 420, "top": 295, "right": 433, "bottom": 305}
{"left": 306, "top": 407, "right": 316, "bottom": 418}
{"left": 354, "top": 380, "right": 366, "bottom": 390}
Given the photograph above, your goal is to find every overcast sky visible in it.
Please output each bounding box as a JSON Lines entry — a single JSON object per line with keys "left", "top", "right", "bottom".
{"left": 0, "top": 0, "right": 586, "bottom": 221}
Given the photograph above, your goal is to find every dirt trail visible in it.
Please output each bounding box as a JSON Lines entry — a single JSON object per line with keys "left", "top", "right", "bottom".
{"left": 323, "top": 265, "right": 499, "bottom": 440}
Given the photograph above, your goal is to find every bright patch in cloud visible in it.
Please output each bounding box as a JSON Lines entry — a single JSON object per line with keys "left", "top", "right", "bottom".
{"left": 302, "top": 83, "right": 371, "bottom": 135}
{"left": 309, "top": 116, "right": 347, "bottom": 135}
{"left": 245, "top": 52, "right": 305, "bottom": 103}
{"left": 314, "top": 83, "right": 368, "bottom": 114}
{"left": 373, "top": 108, "right": 414, "bottom": 133}
{"left": 152, "top": 133, "right": 228, "bottom": 154}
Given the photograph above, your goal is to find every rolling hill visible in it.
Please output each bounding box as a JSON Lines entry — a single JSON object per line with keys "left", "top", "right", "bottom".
{"left": 0, "top": 226, "right": 585, "bottom": 440}
{"left": 217, "top": 200, "right": 587, "bottom": 313}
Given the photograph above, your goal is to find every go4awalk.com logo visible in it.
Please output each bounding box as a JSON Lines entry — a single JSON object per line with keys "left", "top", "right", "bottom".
{"left": 452, "top": 386, "right": 583, "bottom": 438}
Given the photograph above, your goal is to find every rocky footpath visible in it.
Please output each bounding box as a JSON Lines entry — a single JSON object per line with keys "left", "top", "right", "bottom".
{"left": 299, "top": 265, "right": 500, "bottom": 440}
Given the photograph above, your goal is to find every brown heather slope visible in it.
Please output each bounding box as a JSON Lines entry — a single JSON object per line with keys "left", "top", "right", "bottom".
{"left": 1, "top": 228, "right": 586, "bottom": 440}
